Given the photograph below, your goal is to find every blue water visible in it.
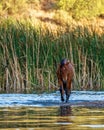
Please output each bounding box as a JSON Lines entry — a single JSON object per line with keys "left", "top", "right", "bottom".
{"left": 0, "top": 91, "right": 104, "bottom": 107}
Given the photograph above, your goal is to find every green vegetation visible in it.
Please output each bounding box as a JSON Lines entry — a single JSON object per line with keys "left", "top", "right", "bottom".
{"left": 57, "top": 0, "right": 104, "bottom": 19}
{"left": 0, "top": 0, "right": 104, "bottom": 19}
{"left": 0, "top": 0, "right": 104, "bottom": 93}
{"left": 0, "top": 19, "right": 104, "bottom": 93}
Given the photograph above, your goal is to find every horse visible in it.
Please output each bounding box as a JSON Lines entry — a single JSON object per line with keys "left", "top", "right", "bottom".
{"left": 56, "top": 59, "right": 74, "bottom": 102}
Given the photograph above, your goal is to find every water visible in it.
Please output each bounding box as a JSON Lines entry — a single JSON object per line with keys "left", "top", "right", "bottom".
{"left": 0, "top": 91, "right": 104, "bottom": 130}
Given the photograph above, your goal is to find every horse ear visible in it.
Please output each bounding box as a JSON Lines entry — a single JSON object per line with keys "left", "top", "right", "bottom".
{"left": 67, "top": 61, "right": 75, "bottom": 66}
{"left": 66, "top": 60, "right": 70, "bottom": 65}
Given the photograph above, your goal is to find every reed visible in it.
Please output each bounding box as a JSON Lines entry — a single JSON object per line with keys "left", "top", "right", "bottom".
{"left": 0, "top": 19, "right": 104, "bottom": 93}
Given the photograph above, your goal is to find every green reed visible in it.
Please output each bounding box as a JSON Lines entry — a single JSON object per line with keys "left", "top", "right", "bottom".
{"left": 0, "top": 19, "right": 104, "bottom": 93}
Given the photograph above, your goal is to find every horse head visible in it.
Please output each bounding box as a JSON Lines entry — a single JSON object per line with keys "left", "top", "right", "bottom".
{"left": 60, "top": 59, "right": 70, "bottom": 83}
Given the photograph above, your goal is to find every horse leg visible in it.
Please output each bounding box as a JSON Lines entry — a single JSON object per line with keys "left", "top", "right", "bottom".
{"left": 60, "top": 86, "right": 64, "bottom": 102}
{"left": 58, "top": 80, "right": 64, "bottom": 102}
{"left": 66, "top": 89, "right": 71, "bottom": 102}
{"left": 65, "top": 81, "right": 72, "bottom": 102}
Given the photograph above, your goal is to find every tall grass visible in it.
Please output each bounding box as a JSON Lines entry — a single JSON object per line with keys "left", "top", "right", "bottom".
{"left": 0, "top": 19, "right": 104, "bottom": 93}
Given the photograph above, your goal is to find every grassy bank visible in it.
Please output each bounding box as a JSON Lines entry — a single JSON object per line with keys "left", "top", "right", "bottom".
{"left": 0, "top": 19, "right": 104, "bottom": 93}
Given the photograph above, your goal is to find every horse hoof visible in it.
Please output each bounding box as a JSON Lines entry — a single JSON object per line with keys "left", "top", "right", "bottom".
{"left": 61, "top": 98, "right": 64, "bottom": 102}
{"left": 66, "top": 100, "right": 68, "bottom": 103}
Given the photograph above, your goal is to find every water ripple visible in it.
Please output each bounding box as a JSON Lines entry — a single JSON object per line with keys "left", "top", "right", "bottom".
{"left": 0, "top": 91, "right": 104, "bottom": 107}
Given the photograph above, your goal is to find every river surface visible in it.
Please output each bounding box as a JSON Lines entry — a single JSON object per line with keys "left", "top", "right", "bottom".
{"left": 0, "top": 91, "right": 104, "bottom": 130}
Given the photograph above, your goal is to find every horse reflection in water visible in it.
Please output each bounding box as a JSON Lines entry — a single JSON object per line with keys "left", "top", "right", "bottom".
{"left": 57, "top": 59, "right": 74, "bottom": 102}
{"left": 57, "top": 105, "right": 72, "bottom": 128}
{"left": 59, "top": 105, "right": 72, "bottom": 116}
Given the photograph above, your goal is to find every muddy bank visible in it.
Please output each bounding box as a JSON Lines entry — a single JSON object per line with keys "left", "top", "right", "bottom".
{"left": 61, "top": 101, "right": 104, "bottom": 108}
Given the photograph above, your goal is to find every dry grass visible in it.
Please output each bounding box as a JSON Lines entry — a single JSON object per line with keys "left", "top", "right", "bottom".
{"left": 0, "top": 0, "right": 104, "bottom": 93}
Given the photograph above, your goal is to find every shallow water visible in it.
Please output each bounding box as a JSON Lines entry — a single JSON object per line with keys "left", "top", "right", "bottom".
{"left": 0, "top": 91, "right": 104, "bottom": 107}
{"left": 0, "top": 91, "right": 104, "bottom": 130}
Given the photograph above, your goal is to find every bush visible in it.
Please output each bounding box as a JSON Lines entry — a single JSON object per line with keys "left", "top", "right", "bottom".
{"left": 0, "top": 0, "right": 27, "bottom": 15}
{"left": 57, "top": 0, "right": 104, "bottom": 19}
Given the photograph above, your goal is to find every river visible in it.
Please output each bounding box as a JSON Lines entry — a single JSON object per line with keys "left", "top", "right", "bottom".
{"left": 0, "top": 91, "right": 104, "bottom": 130}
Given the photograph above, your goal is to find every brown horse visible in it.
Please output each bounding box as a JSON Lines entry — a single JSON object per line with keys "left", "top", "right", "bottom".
{"left": 57, "top": 59, "right": 74, "bottom": 102}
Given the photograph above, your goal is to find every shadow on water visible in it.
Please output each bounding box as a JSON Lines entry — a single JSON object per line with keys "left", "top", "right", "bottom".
{"left": 59, "top": 105, "right": 72, "bottom": 116}
{"left": 0, "top": 91, "right": 104, "bottom": 130}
